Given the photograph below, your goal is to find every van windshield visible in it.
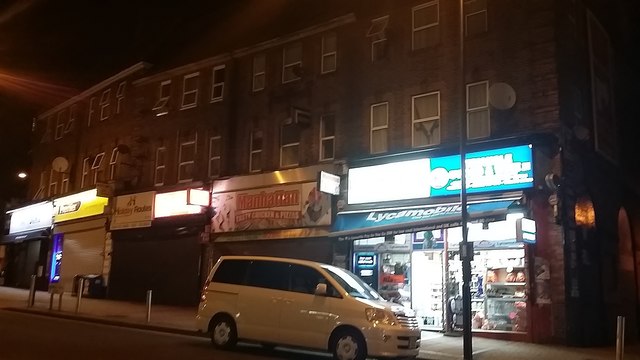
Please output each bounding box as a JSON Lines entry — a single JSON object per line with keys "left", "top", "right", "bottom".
{"left": 321, "top": 265, "right": 382, "bottom": 300}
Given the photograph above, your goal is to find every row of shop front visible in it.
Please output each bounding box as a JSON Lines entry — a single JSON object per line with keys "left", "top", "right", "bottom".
{"left": 0, "top": 141, "right": 555, "bottom": 342}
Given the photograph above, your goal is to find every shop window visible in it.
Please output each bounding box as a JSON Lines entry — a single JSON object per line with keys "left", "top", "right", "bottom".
{"left": 412, "top": 92, "right": 440, "bottom": 147}
{"left": 81, "top": 157, "right": 90, "bottom": 188}
{"left": 370, "top": 102, "right": 388, "bottom": 154}
{"left": 367, "top": 16, "right": 388, "bottom": 62}
{"left": 412, "top": 1, "right": 439, "bottom": 51}
{"left": 467, "top": 81, "right": 490, "bottom": 139}
{"left": 250, "top": 129, "right": 263, "bottom": 172}
{"left": 280, "top": 121, "right": 300, "bottom": 168}
{"left": 252, "top": 54, "right": 266, "bottom": 92}
{"left": 464, "top": 0, "right": 488, "bottom": 36}
{"left": 321, "top": 32, "right": 337, "bottom": 74}
{"left": 211, "top": 65, "right": 225, "bottom": 102}
{"left": 178, "top": 139, "right": 196, "bottom": 182}
{"left": 320, "top": 114, "right": 335, "bottom": 161}
{"left": 116, "top": 81, "right": 126, "bottom": 114}
{"left": 208, "top": 136, "right": 221, "bottom": 178}
{"left": 181, "top": 73, "right": 199, "bottom": 109}
{"left": 282, "top": 43, "right": 302, "bottom": 83}
{"left": 109, "top": 147, "right": 119, "bottom": 181}
{"left": 154, "top": 147, "right": 166, "bottom": 186}
{"left": 99, "top": 89, "right": 111, "bottom": 121}
{"left": 152, "top": 80, "right": 172, "bottom": 116}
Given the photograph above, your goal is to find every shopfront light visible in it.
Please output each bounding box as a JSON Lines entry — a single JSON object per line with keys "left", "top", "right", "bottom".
{"left": 365, "top": 308, "right": 397, "bottom": 326}
{"left": 575, "top": 196, "right": 596, "bottom": 228}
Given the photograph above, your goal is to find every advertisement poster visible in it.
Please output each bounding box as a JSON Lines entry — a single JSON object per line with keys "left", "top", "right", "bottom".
{"left": 211, "top": 182, "right": 331, "bottom": 232}
{"left": 110, "top": 191, "right": 155, "bottom": 230}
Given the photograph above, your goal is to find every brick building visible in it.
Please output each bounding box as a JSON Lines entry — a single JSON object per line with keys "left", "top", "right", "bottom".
{"left": 2, "top": 0, "right": 638, "bottom": 347}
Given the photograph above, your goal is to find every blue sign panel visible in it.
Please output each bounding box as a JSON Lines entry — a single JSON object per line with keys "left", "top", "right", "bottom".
{"left": 49, "top": 233, "right": 64, "bottom": 283}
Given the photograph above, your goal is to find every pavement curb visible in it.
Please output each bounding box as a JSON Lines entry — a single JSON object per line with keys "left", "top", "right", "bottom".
{"left": 3, "top": 306, "right": 207, "bottom": 339}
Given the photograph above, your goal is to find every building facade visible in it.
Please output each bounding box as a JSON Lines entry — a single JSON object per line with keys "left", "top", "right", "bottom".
{"left": 3, "top": 0, "right": 639, "bottom": 346}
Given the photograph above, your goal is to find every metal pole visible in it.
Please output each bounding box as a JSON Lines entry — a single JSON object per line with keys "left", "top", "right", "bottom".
{"left": 49, "top": 292, "right": 54, "bottom": 310}
{"left": 58, "top": 292, "right": 63, "bottom": 311}
{"left": 75, "top": 278, "right": 84, "bottom": 314}
{"left": 146, "top": 290, "right": 153, "bottom": 323}
{"left": 459, "top": 0, "right": 473, "bottom": 358}
{"left": 616, "top": 316, "right": 625, "bottom": 360}
{"left": 28, "top": 275, "right": 36, "bottom": 307}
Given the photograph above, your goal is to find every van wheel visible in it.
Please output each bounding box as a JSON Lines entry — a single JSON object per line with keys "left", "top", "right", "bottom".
{"left": 209, "top": 315, "right": 237, "bottom": 349}
{"left": 331, "top": 329, "right": 367, "bottom": 360}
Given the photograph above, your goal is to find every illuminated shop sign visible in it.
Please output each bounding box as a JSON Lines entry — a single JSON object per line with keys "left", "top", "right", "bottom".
{"left": 516, "top": 218, "right": 536, "bottom": 244}
{"left": 111, "top": 191, "right": 155, "bottom": 230}
{"left": 154, "top": 189, "right": 207, "bottom": 218}
{"left": 8, "top": 202, "right": 53, "bottom": 234}
{"left": 356, "top": 254, "right": 376, "bottom": 267}
{"left": 49, "top": 233, "right": 64, "bottom": 283}
{"left": 53, "top": 189, "right": 109, "bottom": 223}
{"left": 348, "top": 144, "right": 534, "bottom": 205}
{"left": 318, "top": 171, "right": 341, "bottom": 195}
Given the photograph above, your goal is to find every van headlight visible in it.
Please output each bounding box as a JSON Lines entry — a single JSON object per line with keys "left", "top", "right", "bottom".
{"left": 365, "top": 308, "right": 397, "bottom": 326}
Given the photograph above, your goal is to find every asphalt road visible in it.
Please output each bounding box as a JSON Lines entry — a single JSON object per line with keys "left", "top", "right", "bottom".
{"left": 0, "top": 310, "right": 332, "bottom": 360}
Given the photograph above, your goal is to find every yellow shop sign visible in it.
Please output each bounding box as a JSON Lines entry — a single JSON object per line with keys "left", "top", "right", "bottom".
{"left": 53, "top": 189, "right": 109, "bottom": 223}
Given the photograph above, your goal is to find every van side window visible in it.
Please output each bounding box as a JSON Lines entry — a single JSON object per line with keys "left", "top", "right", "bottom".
{"left": 246, "top": 260, "right": 289, "bottom": 291}
{"left": 289, "top": 264, "right": 341, "bottom": 298}
{"left": 212, "top": 259, "right": 250, "bottom": 285}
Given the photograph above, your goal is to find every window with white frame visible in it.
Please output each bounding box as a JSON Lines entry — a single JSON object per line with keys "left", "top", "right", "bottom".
{"left": 367, "top": 16, "right": 389, "bottom": 62}
{"left": 92, "top": 152, "right": 105, "bottom": 185}
{"left": 321, "top": 33, "right": 337, "bottom": 74}
{"left": 464, "top": 0, "right": 487, "bottom": 36}
{"left": 100, "top": 89, "right": 111, "bottom": 121}
{"left": 370, "top": 102, "right": 388, "bottom": 154}
{"left": 81, "top": 157, "right": 90, "bottom": 188}
{"left": 252, "top": 54, "right": 266, "bottom": 92}
{"left": 467, "top": 81, "right": 490, "bottom": 139}
{"left": 320, "top": 114, "right": 335, "bottom": 161}
{"left": 154, "top": 147, "right": 166, "bottom": 186}
{"left": 61, "top": 172, "right": 69, "bottom": 194}
{"left": 34, "top": 171, "right": 46, "bottom": 200}
{"left": 65, "top": 104, "right": 77, "bottom": 133}
{"left": 109, "top": 147, "right": 119, "bottom": 180}
{"left": 152, "top": 80, "right": 172, "bottom": 115}
{"left": 249, "top": 129, "right": 263, "bottom": 172}
{"left": 412, "top": 92, "right": 440, "bottom": 147}
{"left": 116, "top": 82, "right": 126, "bottom": 114}
{"left": 280, "top": 121, "right": 300, "bottom": 167}
{"left": 208, "top": 136, "right": 221, "bottom": 178}
{"left": 55, "top": 110, "right": 66, "bottom": 140}
{"left": 88, "top": 97, "right": 96, "bottom": 126}
{"left": 48, "top": 169, "right": 58, "bottom": 197}
{"left": 181, "top": 73, "right": 199, "bottom": 109}
{"left": 412, "top": 1, "right": 439, "bottom": 50}
{"left": 211, "top": 65, "right": 225, "bottom": 102}
{"left": 282, "top": 43, "right": 302, "bottom": 83}
{"left": 178, "top": 138, "right": 196, "bottom": 182}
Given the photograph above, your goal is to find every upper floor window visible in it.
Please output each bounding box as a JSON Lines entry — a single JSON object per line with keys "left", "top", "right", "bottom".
{"left": 88, "top": 97, "right": 96, "bottom": 126}
{"left": 464, "top": 0, "right": 488, "bottom": 37}
{"left": 208, "top": 136, "right": 222, "bottom": 178}
{"left": 252, "top": 54, "right": 266, "bottom": 92}
{"left": 211, "top": 65, "right": 225, "bottom": 102}
{"left": 282, "top": 43, "right": 302, "bottom": 83}
{"left": 412, "top": 92, "right": 440, "bottom": 147}
{"left": 370, "top": 102, "right": 388, "bottom": 154}
{"left": 367, "top": 16, "right": 389, "bottom": 62}
{"left": 321, "top": 33, "right": 337, "bottom": 74}
{"left": 55, "top": 110, "right": 66, "bottom": 140}
{"left": 34, "top": 171, "right": 46, "bottom": 200}
{"left": 99, "top": 89, "right": 111, "bottom": 121}
{"left": 280, "top": 120, "right": 300, "bottom": 168}
{"left": 320, "top": 114, "right": 335, "bottom": 161}
{"left": 109, "top": 147, "right": 119, "bottom": 181}
{"left": 178, "top": 137, "right": 197, "bottom": 182}
{"left": 116, "top": 82, "right": 126, "bottom": 114}
{"left": 92, "top": 152, "right": 105, "bottom": 185}
{"left": 467, "top": 81, "right": 490, "bottom": 139}
{"left": 81, "top": 157, "right": 90, "bottom": 188}
{"left": 48, "top": 169, "right": 58, "bottom": 197}
{"left": 181, "top": 73, "right": 199, "bottom": 109}
{"left": 412, "top": 1, "right": 439, "bottom": 50}
{"left": 152, "top": 80, "right": 172, "bottom": 116}
{"left": 154, "top": 147, "right": 166, "bottom": 186}
{"left": 249, "top": 129, "right": 263, "bottom": 173}
{"left": 65, "top": 105, "right": 77, "bottom": 133}
{"left": 61, "top": 172, "right": 70, "bottom": 194}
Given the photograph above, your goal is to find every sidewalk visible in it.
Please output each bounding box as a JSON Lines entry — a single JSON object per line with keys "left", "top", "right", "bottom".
{"left": 1, "top": 285, "right": 638, "bottom": 360}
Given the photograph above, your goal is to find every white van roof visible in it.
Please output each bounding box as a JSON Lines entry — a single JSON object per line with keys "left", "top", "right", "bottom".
{"left": 218, "top": 255, "right": 327, "bottom": 267}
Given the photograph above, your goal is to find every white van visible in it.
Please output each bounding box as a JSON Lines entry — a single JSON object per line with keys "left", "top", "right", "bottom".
{"left": 196, "top": 255, "right": 420, "bottom": 360}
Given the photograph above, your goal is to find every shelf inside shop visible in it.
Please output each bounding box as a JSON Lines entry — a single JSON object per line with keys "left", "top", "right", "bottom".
{"left": 486, "top": 282, "right": 526, "bottom": 286}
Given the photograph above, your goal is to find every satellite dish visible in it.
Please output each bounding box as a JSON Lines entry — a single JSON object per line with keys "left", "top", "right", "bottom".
{"left": 489, "top": 82, "right": 517, "bottom": 110}
{"left": 117, "top": 144, "right": 131, "bottom": 154}
{"left": 52, "top": 156, "right": 69, "bottom": 172}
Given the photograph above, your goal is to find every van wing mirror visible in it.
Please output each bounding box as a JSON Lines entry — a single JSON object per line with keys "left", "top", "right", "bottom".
{"left": 314, "top": 283, "right": 327, "bottom": 296}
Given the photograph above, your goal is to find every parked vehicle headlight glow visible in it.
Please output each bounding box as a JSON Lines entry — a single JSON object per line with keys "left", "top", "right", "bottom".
{"left": 365, "top": 308, "right": 397, "bottom": 326}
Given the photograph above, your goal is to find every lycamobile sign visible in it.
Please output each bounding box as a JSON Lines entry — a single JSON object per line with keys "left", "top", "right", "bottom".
{"left": 366, "top": 205, "right": 461, "bottom": 223}
{"left": 348, "top": 144, "right": 534, "bottom": 205}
